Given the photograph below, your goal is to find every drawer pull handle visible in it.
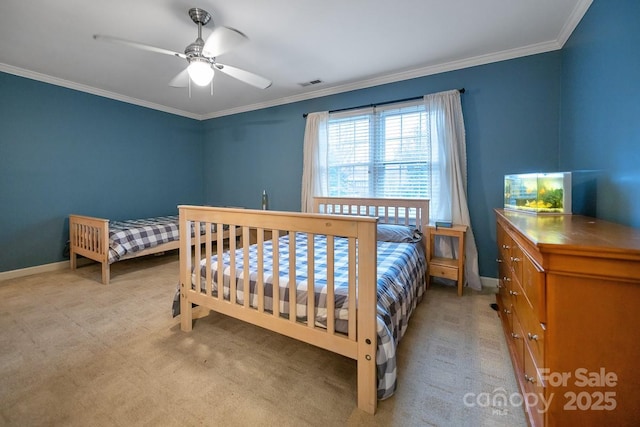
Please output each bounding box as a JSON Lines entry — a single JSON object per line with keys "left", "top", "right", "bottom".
{"left": 503, "top": 308, "right": 511, "bottom": 315}
{"left": 527, "top": 333, "right": 539, "bottom": 341}
{"left": 496, "top": 258, "right": 503, "bottom": 263}
{"left": 510, "top": 256, "right": 521, "bottom": 262}
{"left": 524, "top": 374, "right": 536, "bottom": 384}
{"left": 497, "top": 283, "right": 503, "bottom": 289}
{"left": 511, "top": 332, "right": 520, "bottom": 340}
{"left": 502, "top": 244, "right": 510, "bottom": 249}
{"left": 503, "top": 276, "right": 511, "bottom": 282}
{"left": 509, "top": 290, "right": 519, "bottom": 296}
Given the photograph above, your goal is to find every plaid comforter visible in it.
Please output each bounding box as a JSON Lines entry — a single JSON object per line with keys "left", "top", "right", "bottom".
{"left": 108, "top": 216, "right": 228, "bottom": 264}
{"left": 193, "top": 233, "right": 427, "bottom": 399}
{"left": 108, "top": 216, "right": 180, "bottom": 263}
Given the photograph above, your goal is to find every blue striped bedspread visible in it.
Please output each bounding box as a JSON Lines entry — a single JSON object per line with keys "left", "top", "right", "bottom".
{"left": 193, "top": 232, "right": 427, "bottom": 400}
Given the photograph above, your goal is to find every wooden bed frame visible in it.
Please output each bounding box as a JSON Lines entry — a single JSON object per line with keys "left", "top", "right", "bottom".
{"left": 178, "top": 197, "right": 429, "bottom": 414}
{"left": 68, "top": 214, "right": 239, "bottom": 285}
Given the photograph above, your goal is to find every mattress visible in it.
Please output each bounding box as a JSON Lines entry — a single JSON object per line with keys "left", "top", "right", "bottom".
{"left": 108, "top": 216, "right": 231, "bottom": 264}
{"left": 108, "top": 215, "right": 180, "bottom": 263}
{"left": 192, "top": 232, "right": 427, "bottom": 399}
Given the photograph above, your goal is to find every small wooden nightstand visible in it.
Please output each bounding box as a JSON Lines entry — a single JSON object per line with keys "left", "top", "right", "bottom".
{"left": 427, "top": 223, "right": 468, "bottom": 296}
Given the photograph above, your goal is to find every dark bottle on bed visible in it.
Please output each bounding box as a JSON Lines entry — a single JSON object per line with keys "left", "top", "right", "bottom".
{"left": 261, "top": 190, "right": 268, "bottom": 210}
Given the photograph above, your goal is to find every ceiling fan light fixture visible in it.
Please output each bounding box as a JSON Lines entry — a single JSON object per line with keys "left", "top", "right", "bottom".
{"left": 187, "top": 58, "right": 214, "bottom": 86}
{"left": 94, "top": 8, "right": 271, "bottom": 91}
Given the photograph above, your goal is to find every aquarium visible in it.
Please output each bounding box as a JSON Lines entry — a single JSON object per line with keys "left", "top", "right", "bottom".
{"left": 504, "top": 172, "right": 572, "bottom": 214}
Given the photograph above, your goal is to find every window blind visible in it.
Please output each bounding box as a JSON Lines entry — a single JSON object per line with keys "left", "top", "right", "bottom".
{"left": 327, "top": 100, "right": 439, "bottom": 201}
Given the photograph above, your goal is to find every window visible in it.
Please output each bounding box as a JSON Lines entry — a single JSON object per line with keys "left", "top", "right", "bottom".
{"left": 303, "top": 90, "right": 479, "bottom": 288}
{"left": 326, "top": 100, "right": 439, "bottom": 201}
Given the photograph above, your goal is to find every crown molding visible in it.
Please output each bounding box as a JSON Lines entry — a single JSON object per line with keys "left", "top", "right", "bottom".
{"left": 203, "top": 38, "right": 563, "bottom": 119}
{"left": 557, "top": 0, "right": 593, "bottom": 47}
{"left": 0, "top": 63, "right": 201, "bottom": 120}
{"left": 3, "top": 10, "right": 585, "bottom": 123}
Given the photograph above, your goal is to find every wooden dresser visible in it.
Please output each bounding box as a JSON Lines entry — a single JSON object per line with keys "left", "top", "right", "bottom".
{"left": 495, "top": 209, "right": 640, "bottom": 426}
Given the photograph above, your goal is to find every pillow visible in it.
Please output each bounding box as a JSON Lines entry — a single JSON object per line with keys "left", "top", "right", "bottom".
{"left": 376, "top": 224, "right": 423, "bottom": 243}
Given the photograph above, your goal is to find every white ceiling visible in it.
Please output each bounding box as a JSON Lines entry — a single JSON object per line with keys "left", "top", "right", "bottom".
{"left": 0, "top": 0, "right": 592, "bottom": 120}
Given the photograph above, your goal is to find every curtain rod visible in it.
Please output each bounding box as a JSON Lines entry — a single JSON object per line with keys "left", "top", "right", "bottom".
{"left": 302, "top": 88, "right": 465, "bottom": 118}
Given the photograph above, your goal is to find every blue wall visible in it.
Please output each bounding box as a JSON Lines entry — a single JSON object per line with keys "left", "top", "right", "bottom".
{"left": 202, "top": 102, "right": 307, "bottom": 211}
{"left": 3, "top": 0, "right": 637, "bottom": 278}
{"left": 560, "top": 0, "right": 640, "bottom": 228}
{"left": 0, "top": 73, "right": 204, "bottom": 271}
{"left": 202, "top": 52, "right": 562, "bottom": 278}
{"left": 202, "top": 0, "right": 640, "bottom": 278}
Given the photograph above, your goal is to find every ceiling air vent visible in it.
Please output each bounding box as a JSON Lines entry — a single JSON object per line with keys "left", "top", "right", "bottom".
{"left": 299, "top": 79, "right": 323, "bottom": 87}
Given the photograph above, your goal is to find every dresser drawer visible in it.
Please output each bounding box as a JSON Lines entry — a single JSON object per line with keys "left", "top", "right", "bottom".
{"left": 499, "top": 259, "right": 512, "bottom": 292}
{"left": 498, "top": 225, "right": 513, "bottom": 264}
{"left": 523, "top": 311, "right": 545, "bottom": 369}
{"left": 498, "top": 296, "right": 513, "bottom": 333}
{"left": 498, "top": 261, "right": 510, "bottom": 298}
{"left": 521, "top": 251, "right": 546, "bottom": 323}
{"left": 524, "top": 344, "right": 546, "bottom": 427}
{"left": 508, "top": 277, "right": 524, "bottom": 314}
{"left": 429, "top": 261, "right": 458, "bottom": 280}
{"left": 510, "top": 243, "right": 523, "bottom": 285}
{"left": 513, "top": 281, "right": 545, "bottom": 368}
{"left": 510, "top": 311, "right": 525, "bottom": 370}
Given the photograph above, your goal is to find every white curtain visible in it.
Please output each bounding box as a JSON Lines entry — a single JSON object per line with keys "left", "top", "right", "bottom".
{"left": 424, "top": 90, "right": 482, "bottom": 290}
{"left": 301, "top": 111, "right": 329, "bottom": 212}
{"left": 301, "top": 93, "right": 481, "bottom": 290}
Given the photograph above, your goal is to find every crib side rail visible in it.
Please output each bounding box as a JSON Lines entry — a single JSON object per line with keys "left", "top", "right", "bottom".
{"left": 179, "top": 205, "right": 379, "bottom": 414}
{"left": 314, "top": 197, "right": 428, "bottom": 227}
{"left": 178, "top": 206, "right": 377, "bottom": 349}
{"left": 314, "top": 196, "right": 430, "bottom": 260}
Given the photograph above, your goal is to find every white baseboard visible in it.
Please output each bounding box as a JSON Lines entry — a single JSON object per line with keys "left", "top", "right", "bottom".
{"left": 0, "top": 261, "right": 69, "bottom": 282}
{"left": 481, "top": 276, "right": 499, "bottom": 289}
{"left": 0, "top": 258, "right": 94, "bottom": 282}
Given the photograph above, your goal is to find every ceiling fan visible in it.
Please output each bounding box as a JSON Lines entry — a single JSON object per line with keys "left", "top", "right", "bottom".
{"left": 94, "top": 7, "right": 271, "bottom": 91}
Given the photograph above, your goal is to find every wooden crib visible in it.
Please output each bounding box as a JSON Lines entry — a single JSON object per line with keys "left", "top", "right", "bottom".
{"left": 178, "top": 197, "right": 429, "bottom": 414}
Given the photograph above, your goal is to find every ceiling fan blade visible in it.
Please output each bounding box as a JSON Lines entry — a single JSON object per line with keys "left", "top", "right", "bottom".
{"left": 214, "top": 63, "right": 271, "bottom": 89}
{"left": 202, "top": 26, "right": 248, "bottom": 57}
{"left": 93, "top": 34, "right": 187, "bottom": 59}
{"left": 169, "top": 68, "right": 190, "bottom": 87}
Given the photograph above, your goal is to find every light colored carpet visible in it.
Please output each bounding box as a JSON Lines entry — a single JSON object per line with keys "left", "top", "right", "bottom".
{"left": 0, "top": 252, "right": 526, "bottom": 426}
